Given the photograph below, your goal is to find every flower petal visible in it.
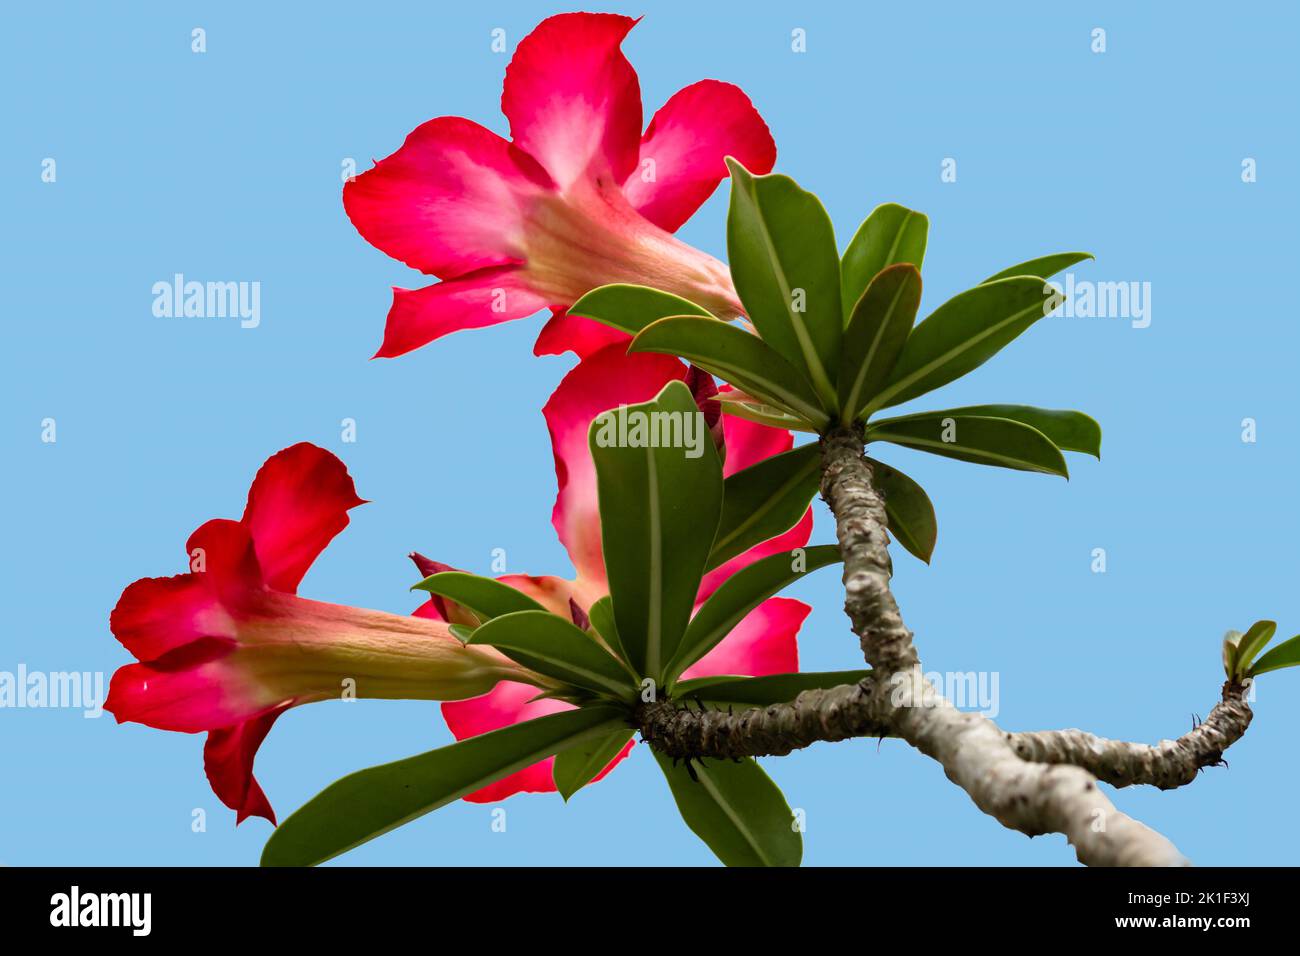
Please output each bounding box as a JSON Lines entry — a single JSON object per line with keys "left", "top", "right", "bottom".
{"left": 343, "top": 116, "right": 554, "bottom": 279}
{"left": 109, "top": 518, "right": 261, "bottom": 663}
{"left": 440, "top": 681, "right": 633, "bottom": 802}
{"left": 109, "top": 574, "right": 235, "bottom": 663}
{"left": 241, "top": 444, "right": 366, "bottom": 594}
{"left": 533, "top": 309, "right": 632, "bottom": 359}
{"left": 720, "top": 404, "right": 794, "bottom": 477}
{"left": 105, "top": 641, "right": 284, "bottom": 734}
{"left": 497, "top": 573, "right": 603, "bottom": 619}
{"left": 693, "top": 410, "right": 812, "bottom": 601}
{"left": 441, "top": 683, "right": 569, "bottom": 801}
{"left": 543, "top": 343, "right": 685, "bottom": 585}
{"left": 623, "top": 80, "right": 776, "bottom": 233}
{"left": 697, "top": 509, "right": 813, "bottom": 603}
{"left": 682, "top": 597, "right": 806, "bottom": 680}
{"left": 375, "top": 266, "right": 549, "bottom": 359}
{"left": 501, "top": 13, "right": 643, "bottom": 189}
{"left": 204, "top": 704, "right": 291, "bottom": 825}
{"left": 684, "top": 365, "right": 724, "bottom": 456}
{"left": 185, "top": 518, "right": 265, "bottom": 593}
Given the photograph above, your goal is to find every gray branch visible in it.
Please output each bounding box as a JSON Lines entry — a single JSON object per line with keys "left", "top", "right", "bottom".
{"left": 1008, "top": 692, "right": 1252, "bottom": 789}
{"left": 638, "top": 680, "right": 891, "bottom": 759}
{"left": 638, "top": 677, "right": 1247, "bottom": 798}
{"left": 815, "top": 425, "right": 1197, "bottom": 866}
{"left": 634, "top": 427, "right": 1255, "bottom": 866}
{"left": 820, "top": 426, "right": 919, "bottom": 674}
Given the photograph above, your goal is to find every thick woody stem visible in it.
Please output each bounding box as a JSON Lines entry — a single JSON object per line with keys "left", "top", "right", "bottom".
{"left": 819, "top": 426, "right": 919, "bottom": 673}
{"left": 634, "top": 426, "right": 1252, "bottom": 864}
{"left": 636, "top": 677, "right": 1247, "bottom": 792}
{"left": 884, "top": 668, "right": 1188, "bottom": 866}
{"left": 1009, "top": 693, "right": 1252, "bottom": 789}
{"left": 637, "top": 680, "right": 891, "bottom": 759}
{"left": 816, "top": 425, "right": 1190, "bottom": 867}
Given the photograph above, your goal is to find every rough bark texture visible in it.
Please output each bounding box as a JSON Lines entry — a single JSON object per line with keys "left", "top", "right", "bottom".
{"left": 882, "top": 668, "right": 1189, "bottom": 866}
{"left": 817, "top": 425, "right": 1193, "bottom": 867}
{"left": 1008, "top": 694, "right": 1253, "bottom": 789}
{"left": 819, "top": 426, "right": 919, "bottom": 674}
{"left": 638, "top": 680, "right": 891, "bottom": 759}
{"left": 638, "top": 679, "right": 1247, "bottom": 796}
{"left": 634, "top": 425, "right": 1255, "bottom": 866}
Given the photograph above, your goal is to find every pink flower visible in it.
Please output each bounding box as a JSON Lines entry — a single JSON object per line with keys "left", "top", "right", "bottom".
{"left": 417, "top": 346, "right": 814, "bottom": 802}
{"left": 343, "top": 12, "right": 775, "bottom": 359}
{"left": 105, "top": 444, "right": 528, "bottom": 824}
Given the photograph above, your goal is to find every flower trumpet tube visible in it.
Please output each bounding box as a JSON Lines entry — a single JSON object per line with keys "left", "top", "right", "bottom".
{"left": 105, "top": 443, "right": 532, "bottom": 824}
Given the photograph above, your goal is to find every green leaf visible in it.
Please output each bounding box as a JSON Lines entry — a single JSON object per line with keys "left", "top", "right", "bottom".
{"left": 674, "top": 669, "right": 873, "bottom": 707}
{"left": 863, "top": 276, "right": 1058, "bottom": 414}
{"left": 654, "top": 751, "right": 802, "bottom": 867}
{"left": 630, "top": 316, "right": 829, "bottom": 428}
{"left": 725, "top": 158, "right": 841, "bottom": 408}
{"left": 873, "top": 404, "right": 1101, "bottom": 458}
{"left": 840, "top": 203, "right": 929, "bottom": 321}
{"left": 526, "top": 688, "right": 588, "bottom": 706}
{"left": 586, "top": 595, "right": 629, "bottom": 665}
{"left": 467, "top": 611, "right": 637, "bottom": 697}
{"left": 868, "top": 457, "right": 937, "bottom": 563}
{"left": 1234, "top": 620, "right": 1277, "bottom": 671}
{"left": 590, "top": 380, "right": 724, "bottom": 679}
{"left": 569, "top": 283, "right": 715, "bottom": 336}
{"left": 867, "top": 415, "right": 1069, "bottom": 477}
{"left": 553, "top": 726, "right": 636, "bottom": 801}
{"left": 447, "top": 623, "right": 475, "bottom": 644}
{"left": 839, "top": 263, "right": 923, "bottom": 420}
{"left": 1222, "top": 630, "right": 1243, "bottom": 677}
{"left": 709, "top": 442, "right": 820, "bottom": 570}
{"left": 982, "top": 252, "right": 1093, "bottom": 284}
{"left": 412, "top": 571, "right": 544, "bottom": 621}
{"left": 719, "top": 400, "right": 819, "bottom": 433}
{"left": 666, "top": 545, "right": 842, "bottom": 684}
{"left": 1249, "top": 634, "right": 1300, "bottom": 676}
{"left": 261, "top": 707, "right": 625, "bottom": 867}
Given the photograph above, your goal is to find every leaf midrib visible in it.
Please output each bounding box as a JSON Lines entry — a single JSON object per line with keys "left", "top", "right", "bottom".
{"left": 879, "top": 213, "right": 914, "bottom": 273}
{"left": 743, "top": 183, "right": 836, "bottom": 408}
{"left": 843, "top": 276, "right": 912, "bottom": 418}
{"left": 870, "top": 429, "right": 1059, "bottom": 474}
{"left": 645, "top": 446, "right": 664, "bottom": 678}
{"left": 502, "top": 643, "right": 631, "bottom": 695}
{"left": 697, "top": 763, "right": 774, "bottom": 866}
{"left": 865, "top": 299, "right": 1044, "bottom": 414}
{"left": 284, "top": 715, "right": 623, "bottom": 866}
{"left": 693, "top": 354, "right": 825, "bottom": 425}
{"left": 711, "top": 455, "right": 817, "bottom": 562}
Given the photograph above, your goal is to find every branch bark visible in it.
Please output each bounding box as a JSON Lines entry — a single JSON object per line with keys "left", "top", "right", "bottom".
{"left": 638, "top": 676, "right": 1247, "bottom": 796}
{"left": 819, "top": 426, "right": 918, "bottom": 674}
{"left": 818, "top": 424, "right": 1202, "bottom": 866}
{"left": 1008, "top": 693, "right": 1252, "bottom": 789}
{"left": 636, "top": 426, "right": 1255, "bottom": 865}
{"left": 638, "top": 680, "right": 890, "bottom": 759}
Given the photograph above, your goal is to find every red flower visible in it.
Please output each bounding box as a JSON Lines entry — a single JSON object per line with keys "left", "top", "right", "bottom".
{"left": 417, "top": 347, "right": 814, "bottom": 802}
{"left": 343, "top": 12, "right": 776, "bottom": 359}
{"left": 106, "top": 444, "right": 530, "bottom": 824}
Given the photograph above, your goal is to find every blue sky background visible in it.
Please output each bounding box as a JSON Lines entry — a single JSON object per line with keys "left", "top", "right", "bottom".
{"left": 3, "top": 1, "right": 1297, "bottom": 866}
